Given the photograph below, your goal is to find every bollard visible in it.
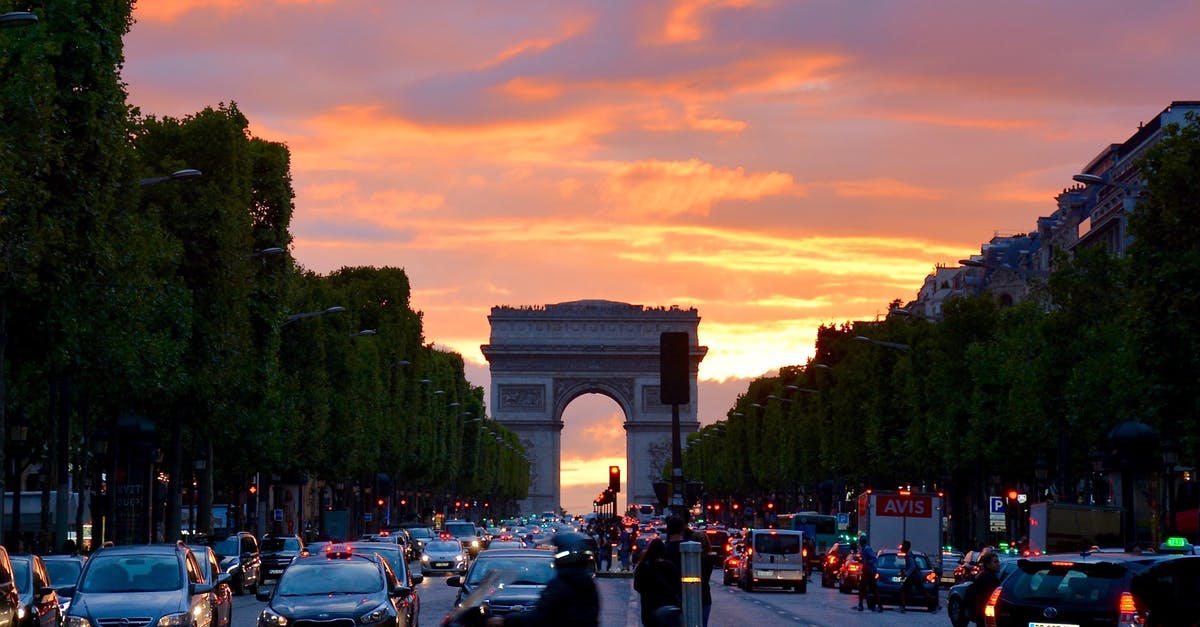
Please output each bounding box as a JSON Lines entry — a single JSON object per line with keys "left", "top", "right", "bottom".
{"left": 680, "top": 540, "right": 702, "bottom": 627}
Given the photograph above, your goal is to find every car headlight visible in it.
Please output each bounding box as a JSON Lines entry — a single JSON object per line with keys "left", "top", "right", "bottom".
{"left": 17, "top": 607, "right": 26, "bottom": 620}
{"left": 421, "top": 555, "right": 431, "bottom": 562}
{"left": 157, "top": 612, "right": 191, "bottom": 627}
{"left": 456, "top": 554, "right": 466, "bottom": 562}
{"left": 471, "top": 540, "right": 479, "bottom": 547}
{"left": 64, "top": 617, "right": 92, "bottom": 627}
{"left": 357, "top": 603, "right": 393, "bottom": 624}
{"left": 260, "top": 608, "right": 289, "bottom": 626}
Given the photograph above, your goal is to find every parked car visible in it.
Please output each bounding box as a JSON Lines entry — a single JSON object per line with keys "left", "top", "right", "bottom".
{"left": 259, "top": 534, "right": 305, "bottom": 585}
{"left": 983, "top": 550, "right": 1168, "bottom": 626}
{"left": 873, "top": 548, "right": 939, "bottom": 612}
{"left": 188, "top": 544, "right": 234, "bottom": 627}
{"left": 821, "top": 541, "right": 856, "bottom": 588}
{"left": 40, "top": 554, "right": 85, "bottom": 614}
{"left": 62, "top": 543, "right": 215, "bottom": 627}
{"left": 208, "top": 531, "right": 261, "bottom": 595}
{"left": 9, "top": 554, "right": 60, "bottom": 627}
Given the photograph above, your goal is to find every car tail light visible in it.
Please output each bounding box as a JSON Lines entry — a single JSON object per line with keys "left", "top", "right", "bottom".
{"left": 848, "top": 563, "right": 860, "bottom": 573}
{"left": 827, "top": 555, "right": 836, "bottom": 564}
{"left": 802, "top": 547, "right": 808, "bottom": 559}
{"left": 925, "top": 571, "right": 938, "bottom": 584}
{"left": 1118, "top": 591, "right": 1143, "bottom": 626}
{"left": 984, "top": 587, "right": 1001, "bottom": 627}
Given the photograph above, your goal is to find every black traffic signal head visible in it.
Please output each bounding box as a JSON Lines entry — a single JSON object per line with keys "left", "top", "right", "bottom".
{"left": 609, "top": 465, "right": 621, "bottom": 493}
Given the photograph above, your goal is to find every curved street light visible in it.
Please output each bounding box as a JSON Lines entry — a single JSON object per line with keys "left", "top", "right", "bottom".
{"left": 284, "top": 305, "right": 346, "bottom": 324}
{"left": 138, "top": 168, "right": 202, "bottom": 187}
{"left": 0, "top": 11, "right": 38, "bottom": 28}
{"left": 853, "top": 335, "right": 910, "bottom": 352}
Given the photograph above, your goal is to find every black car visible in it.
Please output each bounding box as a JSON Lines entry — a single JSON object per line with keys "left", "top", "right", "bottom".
{"left": 872, "top": 548, "right": 939, "bottom": 612}
{"left": 945, "top": 553, "right": 1019, "bottom": 627}
{"left": 62, "top": 543, "right": 214, "bottom": 627}
{"left": 256, "top": 544, "right": 413, "bottom": 627}
{"left": 9, "top": 554, "right": 60, "bottom": 627}
{"left": 40, "top": 554, "right": 85, "bottom": 614}
{"left": 188, "top": 544, "right": 234, "bottom": 627}
{"left": 1131, "top": 554, "right": 1200, "bottom": 626}
{"left": 821, "top": 541, "right": 855, "bottom": 588}
{"left": 446, "top": 549, "right": 556, "bottom": 617}
{"left": 259, "top": 534, "right": 305, "bottom": 585}
{"left": 984, "top": 551, "right": 1168, "bottom": 627}
{"left": 208, "top": 531, "right": 261, "bottom": 595}
{"left": 404, "top": 527, "right": 436, "bottom": 561}
{"left": 346, "top": 541, "right": 423, "bottom": 627}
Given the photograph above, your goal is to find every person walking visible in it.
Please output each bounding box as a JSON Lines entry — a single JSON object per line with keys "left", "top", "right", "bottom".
{"left": 898, "top": 539, "right": 933, "bottom": 612}
{"left": 663, "top": 515, "right": 714, "bottom": 626}
{"left": 618, "top": 525, "right": 632, "bottom": 571}
{"left": 964, "top": 551, "right": 1002, "bottom": 625}
{"left": 634, "top": 538, "right": 681, "bottom": 627}
{"left": 596, "top": 524, "right": 612, "bottom": 572}
{"left": 856, "top": 533, "right": 881, "bottom": 612}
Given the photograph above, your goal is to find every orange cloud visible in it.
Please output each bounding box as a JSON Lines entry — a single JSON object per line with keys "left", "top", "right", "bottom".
{"left": 603, "top": 159, "right": 798, "bottom": 218}
{"left": 135, "top": 0, "right": 334, "bottom": 23}
{"left": 655, "top": 0, "right": 764, "bottom": 44}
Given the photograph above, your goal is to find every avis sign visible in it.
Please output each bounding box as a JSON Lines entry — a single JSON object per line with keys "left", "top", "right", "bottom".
{"left": 875, "top": 494, "right": 934, "bottom": 518}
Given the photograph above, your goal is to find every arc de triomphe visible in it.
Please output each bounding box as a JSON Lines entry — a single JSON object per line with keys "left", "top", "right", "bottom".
{"left": 481, "top": 300, "right": 707, "bottom": 514}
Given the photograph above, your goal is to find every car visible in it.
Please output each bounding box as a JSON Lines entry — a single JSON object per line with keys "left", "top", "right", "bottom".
{"left": 821, "top": 541, "right": 856, "bottom": 588}
{"left": 9, "top": 554, "right": 61, "bottom": 627}
{"left": 722, "top": 542, "right": 745, "bottom": 586}
{"left": 259, "top": 534, "right": 305, "bottom": 585}
{"left": 0, "top": 547, "right": 20, "bottom": 621}
{"left": 446, "top": 548, "right": 556, "bottom": 617}
{"left": 872, "top": 548, "right": 939, "bottom": 611}
{"left": 737, "top": 528, "right": 807, "bottom": 592}
{"left": 940, "top": 549, "right": 963, "bottom": 586}
{"left": 443, "top": 520, "right": 485, "bottom": 558}
{"left": 40, "top": 554, "right": 86, "bottom": 614}
{"left": 345, "top": 541, "right": 423, "bottom": 627}
{"left": 62, "top": 542, "right": 215, "bottom": 627}
{"left": 421, "top": 537, "right": 469, "bottom": 576}
{"left": 404, "top": 527, "right": 436, "bottom": 559}
{"left": 982, "top": 550, "right": 1169, "bottom": 626}
{"left": 702, "top": 528, "right": 730, "bottom": 559}
{"left": 1130, "top": 554, "right": 1200, "bottom": 625}
{"left": 208, "top": 531, "right": 261, "bottom": 595}
{"left": 486, "top": 533, "right": 525, "bottom": 550}
{"left": 188, "top": 544, "right": 234, "bottom": 627}
{"left": 837, "top": 552, "right": 864, "bottom": 593}
{"left": 255, "top": 543, "right": 413, "bottom": 627}
{"left": 945, "top": 553, "right": 1019, "bottom": 627}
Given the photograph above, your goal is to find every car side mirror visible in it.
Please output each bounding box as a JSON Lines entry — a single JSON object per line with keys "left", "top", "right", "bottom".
{"left": 256, "top": 586, "right": 273, "bottom": 602}
{"left": 191, "top": 582, "right": 213, "bottom": 596}
{"left": 410, "top": 573, "right": 424, "bottom": 586}
{"left": 58, "top": 585, "right": 76, "bottom": 598}
{"left": 35, "top": 586, "right": 56, "bottom": 599}
{"left": 242, "top": 551, "right": 256, "bottom": 559}
{"left": 446, "top": 575, "right": 463, "bottom": 587}
{"left": 391, "top": 585, "right": 412, "bottom": 598}
{"left": 216, "top": 572, "right": 232, "bottom": 586}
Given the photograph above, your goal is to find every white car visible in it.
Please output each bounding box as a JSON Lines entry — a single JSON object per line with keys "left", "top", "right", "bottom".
{"left": 421, "top": 538, "right": 469, "bottom": 575}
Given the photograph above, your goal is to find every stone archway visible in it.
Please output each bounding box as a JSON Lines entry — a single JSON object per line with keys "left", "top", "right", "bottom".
{"left": 481, "top": 300, "right": 707, "bottom": 514}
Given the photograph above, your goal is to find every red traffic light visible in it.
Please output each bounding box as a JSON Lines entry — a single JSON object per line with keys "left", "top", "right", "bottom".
{"left": 609, "top": 465, "right": 621, "bottom": 493}
{"left": 248, "top": 484, "right": 258, "bottom": 495}
{"left": 376, "top": 498, "right": 385, "bottom": 507}
{"left": 1007, "top": 490, "right": 1018, "bottom": 501}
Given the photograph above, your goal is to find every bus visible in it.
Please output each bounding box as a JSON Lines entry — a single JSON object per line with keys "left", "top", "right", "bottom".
{"left": 775, "top": 512, "right": 839, "bottom": 558}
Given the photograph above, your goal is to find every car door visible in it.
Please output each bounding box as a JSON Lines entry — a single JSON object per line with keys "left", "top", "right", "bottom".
{"left": 240, "top": 534, "right": 261, "bottom": 586}
{"left": 0, "top": 548, "right": 18, "bottom": 627}
{"left": 184, "top": 551, "right": 214, "bottom": 627}
{"left": 30, "top": 557, "right": 60, "bottom": 627}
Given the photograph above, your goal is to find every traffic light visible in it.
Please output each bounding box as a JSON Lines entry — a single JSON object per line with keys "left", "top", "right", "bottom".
{"left": 248, "top": 483, "right": 258, "bottom": 496}
{"left": 376, "top": 497, "right": 385, "bottom": 507}
{"left": 609, "top": 466, "right": 621, "bottom": 493}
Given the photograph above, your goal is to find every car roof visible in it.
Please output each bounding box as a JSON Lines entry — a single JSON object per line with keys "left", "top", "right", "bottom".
{"left": 94, "top": 543, "right": 183, "bottom": 555}
{"left": 473, "top": 549, "right": 552, "bottom": 558}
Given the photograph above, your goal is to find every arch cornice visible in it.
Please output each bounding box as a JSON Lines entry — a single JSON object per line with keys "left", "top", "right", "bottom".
{"left": 551, "top": 377, "right": 635, "bottom": 418}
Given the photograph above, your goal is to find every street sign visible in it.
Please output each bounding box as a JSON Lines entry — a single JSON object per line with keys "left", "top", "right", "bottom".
{"left": 273, "top": 508, "right": 283, "bottom": 522}
{"left": 836, "top": 512, "right": 850, "bottom": 529}
{"left": 363, "top": 513, "right": 373, "bottom": 522}
{"left": 990, "top": 496, "right": 1005, "bottom": 514}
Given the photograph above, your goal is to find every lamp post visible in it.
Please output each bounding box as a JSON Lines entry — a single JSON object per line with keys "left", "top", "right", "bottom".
{"left": 137, "top": 168, "right": 202, "bottom": 187}
{"left": 284, "top": 306, "right": 346, "bottom": 324}
{"left": 853, "top": 335, "right": 910, "bottom": 352}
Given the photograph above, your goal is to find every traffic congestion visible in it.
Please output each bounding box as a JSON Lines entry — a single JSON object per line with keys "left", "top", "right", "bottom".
{"left": 5, "top": 505, "right": 1196, "bottom": 627}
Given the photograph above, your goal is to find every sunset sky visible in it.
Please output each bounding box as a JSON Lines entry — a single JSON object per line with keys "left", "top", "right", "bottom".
{"left": 123, "top": 1, "right": 1199, "bottom": 514}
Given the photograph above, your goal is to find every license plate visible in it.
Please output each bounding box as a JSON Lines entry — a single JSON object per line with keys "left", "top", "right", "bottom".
{"left": 434, "top": 562, "right": 450, "bottom": 567}
{"left": 1029, "top": 623, "right": 1080, "bottom": 627}
{"left": 755, "top": 570, "right": 774, "bottom": 577}
{"left": 891, "top": 576, "right": 905, "bottom": 582}
{"left": 268, "top": 570, "right": 283, "bottom": 575}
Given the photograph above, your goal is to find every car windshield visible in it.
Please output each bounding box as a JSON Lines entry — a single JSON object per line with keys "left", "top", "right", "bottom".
{"left": 445, "top": 523, "right": 475, "bottom": 538}
{"left": 407, "top": 528, "right": 434, "bottom": 540}
{"left": 44, "top": 559, "right": 82, "bottom": 586}
{"left": 263, "top": 537, "right": 302, "bottom": 552}
{"left": 11, "top": 560, "right": 30, "bottom": 593}
{"left": 81, "top": 555, "right": 181, "bottom": 593}
{"left": 277, "top": 562, "right": 382, "bottom": 595}
{"left": 467, "top": 557, "right": 555, "bottom": 586}
{"left": 1010, "top": 563, "right": 1123, "bottom": 604}
{"left": 426, "top": 541, "right": 460, "bottom": 552}
{"left": 755, "top": 534, "right": 800, "bottom": 555}
{"left": 212, "top": 538, "right": 238, "bottom": 556}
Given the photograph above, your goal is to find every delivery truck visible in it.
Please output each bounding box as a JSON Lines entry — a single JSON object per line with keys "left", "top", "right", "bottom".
{"left": 1027, "top": 502, "right": 1123, "bottom": 554}
{"left": 856, "top": 490, "right": 945, "bottom": 573}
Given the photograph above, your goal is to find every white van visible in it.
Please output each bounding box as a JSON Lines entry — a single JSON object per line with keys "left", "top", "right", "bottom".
{"left": 738, "top": 528, "right": 808, "bottom": 593}
{"left": 630, "top": 504, "right": 657, "bottom": 524}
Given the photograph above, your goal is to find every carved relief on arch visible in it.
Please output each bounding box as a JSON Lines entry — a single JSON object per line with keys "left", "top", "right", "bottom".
{"left": 551, "top": 377, "right": 634, "bottom": 416}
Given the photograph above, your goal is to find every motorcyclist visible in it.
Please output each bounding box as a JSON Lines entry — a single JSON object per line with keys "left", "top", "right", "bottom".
{"left": 487, "top": 531, "right": 600, "bottom": 626}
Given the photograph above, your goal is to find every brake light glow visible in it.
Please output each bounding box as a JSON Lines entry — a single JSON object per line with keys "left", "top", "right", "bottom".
{"left": 848, "top": 563, "right": 860, "bottom": 573}
{"left": 984, "top": 587, "right": 1001, "bottom": 627}
{"left": 1119, "top": 591, "right": 1137, "bottom": 613}
{"left": 1051, "top": 561, "right": 1074, "bottom": 568}
{"left": 925, "top": 571, "right": 937, "bottom": 584}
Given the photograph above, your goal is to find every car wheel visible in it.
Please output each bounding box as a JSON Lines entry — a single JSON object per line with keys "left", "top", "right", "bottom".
{"left": 796, "top": 581, "right": 807, "bottom": 594}
{"left": 743, "top": 576, "right": 755, "bottom": 592}
{"left": 821, "top": 570, "right": 834, "bottom": 587}
{"left": 249, "top": 572, "right": 260, "bottom": 595}
{"left": 723, "top": 572, "right": 733, "bottom": 586}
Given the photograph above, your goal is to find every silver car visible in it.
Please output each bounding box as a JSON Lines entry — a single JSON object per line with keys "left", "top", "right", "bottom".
{"left": 421, "top": 538, "right": 469, "bottom": 576}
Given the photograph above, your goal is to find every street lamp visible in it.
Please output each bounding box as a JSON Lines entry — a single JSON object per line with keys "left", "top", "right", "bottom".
{"left": 853, "top": 335, "right": 911, "bottom": 352}
{"left": 137, "top": 168, "right": 202, "bottom": 186}
{"left": 0, "top": 11, "right": 37, "bottom": 27}
{"left": 284, "top": 306, "right": 346, "bottom": 324}
{"left": 350, "top": 329, "right": 376, "bottom": 337}
{"left": 251, "top": 247, "right": 286, "bottom": 258}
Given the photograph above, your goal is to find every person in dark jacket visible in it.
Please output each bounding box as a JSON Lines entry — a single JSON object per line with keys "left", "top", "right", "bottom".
{"left": 487, "top": 532, "right": 599, "bottom": 627}
{"left": 634, "top": 538, "right": 681, "bottom": 626}
{"left": 964, "top": 551, "right": 1002, "bottom": 625}
{"left": 663, "top": 516, "right": 714, "bottom": 626}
